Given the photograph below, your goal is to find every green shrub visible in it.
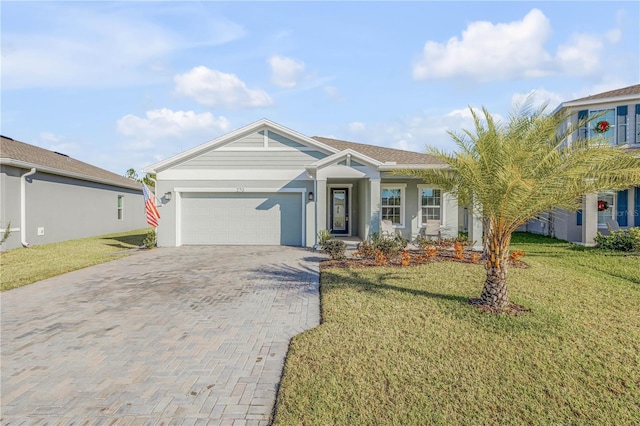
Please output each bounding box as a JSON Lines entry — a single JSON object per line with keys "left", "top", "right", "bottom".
{"left": 319, "top": 239, "right": 347, "bottom": 260}
{"left": 142, "top": 228, "right": 157, "bottom": 248}
{"left": 318, "top": 229, "right": 332, "bottom": 246}
{"left": 594, "top": 227, "right": 640, "bottom": 252}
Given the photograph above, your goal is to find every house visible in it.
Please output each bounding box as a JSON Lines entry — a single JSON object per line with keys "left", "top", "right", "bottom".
{"left": 525, "top": 84, "right": 640, "bottom": 245}
{"left": 0, "top": 136, "right": 148, "bottom": 251}
{"left": 143, "top": 119, "right": 478, "bottom": 248}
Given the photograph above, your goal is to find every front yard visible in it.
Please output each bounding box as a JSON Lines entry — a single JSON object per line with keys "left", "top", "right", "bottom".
{"left": 274, "top": 233, "right": 640, "bottom": 425}
{"left": 0, "top": 229, "right": 148, "bottom": 291}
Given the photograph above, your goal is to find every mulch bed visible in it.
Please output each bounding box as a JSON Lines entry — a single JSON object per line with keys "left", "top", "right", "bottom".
{"left": 320, "top": 249, "right": 529, "bottom": 271}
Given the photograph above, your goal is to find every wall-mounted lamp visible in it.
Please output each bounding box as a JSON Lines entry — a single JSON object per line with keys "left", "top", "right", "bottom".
{"left": 308, "top": 191, "right": 314, "bottom": 201}
{"left": 164, "top": 191, "right": 172, "bottom": 201}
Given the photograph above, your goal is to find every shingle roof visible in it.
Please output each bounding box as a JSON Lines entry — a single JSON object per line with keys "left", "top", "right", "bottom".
{"left": 0, "top": 136, "right": 141, "bottom": 191}
{"left": 569, "top": 84, "right": 640, "bottom": 103}
{"left": 311, "top": 136, "right": 445, "bottom": 165}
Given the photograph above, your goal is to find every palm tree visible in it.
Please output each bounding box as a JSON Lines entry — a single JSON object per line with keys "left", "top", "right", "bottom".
{"left": 405, "top": 102, "right": 640, "bottom": 310}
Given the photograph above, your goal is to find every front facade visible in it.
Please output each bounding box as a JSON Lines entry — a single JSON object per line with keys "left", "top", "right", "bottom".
{"left": 144, "top": 119, "right": 470, "bottom": 248}
{"left": 525, "top": 84, "right": 640, "bottom": 244}
{"left": 0, "top": 136, "right": 147, "bottom": 251}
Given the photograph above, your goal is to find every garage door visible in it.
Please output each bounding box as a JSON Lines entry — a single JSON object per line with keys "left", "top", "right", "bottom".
{"left": 181, "top": 192, "right": 302, "bottom": 246}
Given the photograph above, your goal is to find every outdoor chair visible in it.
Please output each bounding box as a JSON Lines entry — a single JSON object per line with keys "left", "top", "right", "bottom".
{"left": 606, "top": 219, "right": 620, "bottom": 232}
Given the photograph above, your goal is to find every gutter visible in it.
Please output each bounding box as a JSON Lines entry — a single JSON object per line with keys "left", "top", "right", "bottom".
{"left": 20, "top": 168, "right": 36, "bottom": 247}
{"left": 377, "top": 164, "right": 450, "bottom": 171}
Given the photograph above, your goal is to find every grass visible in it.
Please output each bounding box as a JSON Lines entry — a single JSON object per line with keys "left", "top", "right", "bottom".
{"left": 274, "top": 232, "right": 640, "bottom": 425}
{"left": 0, "top": 229, "right": 148, "bottom": 291}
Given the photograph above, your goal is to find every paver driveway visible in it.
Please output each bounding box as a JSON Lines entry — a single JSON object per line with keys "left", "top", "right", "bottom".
{"left": 1, "top": 246, "right": 321, "bottom": 425}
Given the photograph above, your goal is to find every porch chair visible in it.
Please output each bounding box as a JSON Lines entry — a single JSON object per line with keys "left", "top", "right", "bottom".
{"left": 606, "top": 219, "right": 620, "bottom": 232}
{"left": 380, "top": 220, "right": 395, "bottom": 237}
{"left": 418, "top": 220, "right": 441, "bottom": 241}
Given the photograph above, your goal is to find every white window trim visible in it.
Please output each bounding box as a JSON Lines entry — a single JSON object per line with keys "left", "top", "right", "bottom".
{"left": 117, "top": 195, "right": 124, "bottom": 220}
{"left": 597, "top": 190, "right": 616, "bottom": 228}
{"left": 417, "top": 185, "right": 443, "bottom": 228}
{"left": 381, "top": 183, "right": 406, "bottom": 228}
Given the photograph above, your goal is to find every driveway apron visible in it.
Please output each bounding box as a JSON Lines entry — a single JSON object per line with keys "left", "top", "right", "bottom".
{"left": 1, "top": 246, "right": 321, "bottom": 425}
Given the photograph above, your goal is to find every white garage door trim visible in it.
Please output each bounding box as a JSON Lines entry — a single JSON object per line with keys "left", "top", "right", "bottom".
{"left": 174, "top": 187, "right": 306, "bottom": 247}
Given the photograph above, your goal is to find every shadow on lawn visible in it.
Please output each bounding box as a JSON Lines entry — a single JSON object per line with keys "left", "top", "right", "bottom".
{"left": 103, "top": 232, "right": 146, "bottom": 248}
{"left": 324, "top": 269, "right": 469, "bottom": 304}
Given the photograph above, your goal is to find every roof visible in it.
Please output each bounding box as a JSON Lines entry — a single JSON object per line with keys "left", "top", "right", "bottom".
{"left": 569, "top": 84, "right": 640, "bottom": 103}
{"left": 312, "top": 136, "right": 445, "bottom": 166}
{"left": 0, "top": 136, "right": 142, "bottom": 191}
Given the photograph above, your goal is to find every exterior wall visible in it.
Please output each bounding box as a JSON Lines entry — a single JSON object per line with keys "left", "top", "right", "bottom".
{"left": 174, "top": 150, "right": 326, "bottom": 170}
{"left": 155, "top": 178, "right": 314, "bottom": 247}
{"left": 0, "top": 165, "right": 146, "bottom": 251}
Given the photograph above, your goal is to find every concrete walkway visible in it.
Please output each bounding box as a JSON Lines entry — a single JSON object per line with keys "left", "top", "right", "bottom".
{"left": 1, "top": 246, "right": 322, "bottom": 425}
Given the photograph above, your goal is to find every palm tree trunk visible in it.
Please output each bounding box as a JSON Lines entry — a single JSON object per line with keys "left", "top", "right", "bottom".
{"left": 480, "top": 230, "right": 510, "bottom": 308}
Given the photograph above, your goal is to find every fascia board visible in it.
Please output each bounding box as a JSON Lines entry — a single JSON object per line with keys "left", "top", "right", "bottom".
{"left": 378, "top": 164, "right": 450, "bottom": 171}
{"left": 0, "top": 158, "right": 142, "bottom": 191}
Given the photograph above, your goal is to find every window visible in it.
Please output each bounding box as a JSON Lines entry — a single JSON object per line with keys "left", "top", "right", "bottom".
{"left": 616, "top": 106, "right": 628, "bottom": 145}
{"left": 117, "top": 195, "right": 124, "bottom": 220}
{"left": 419, "top": 187, "right": 441, "bottom": 226}
{"left": 597, "top": 191, "right": 615, "bottom": 227}
{"left": 588, "top": 109, "right": 615, "bottom": 145}
{"left": 381, "top": 185, "right": 405, "bottom": 227}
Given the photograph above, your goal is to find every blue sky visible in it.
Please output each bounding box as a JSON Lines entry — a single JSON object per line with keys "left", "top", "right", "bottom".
{"left": 2, "top": 1, "right": 639, "bottom": 175}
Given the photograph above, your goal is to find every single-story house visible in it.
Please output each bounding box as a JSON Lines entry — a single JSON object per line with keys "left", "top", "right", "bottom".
{"left": 524, "top": 84, "right": 640, "bottom": 245}
{"left": 143, "top": 119, "right": 480, "bottom": 248}
{"left": 0, "top": 136, "right": 148, "bottom": 251}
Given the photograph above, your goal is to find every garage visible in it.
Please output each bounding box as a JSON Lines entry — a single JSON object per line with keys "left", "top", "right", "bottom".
{"left": 180, "top": 192, "right": 303, "bottom": 246}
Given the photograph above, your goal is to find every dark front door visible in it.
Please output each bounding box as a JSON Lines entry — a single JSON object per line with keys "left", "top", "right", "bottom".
{"left": 330, "top": 188, "right": 349, "bottom": 235}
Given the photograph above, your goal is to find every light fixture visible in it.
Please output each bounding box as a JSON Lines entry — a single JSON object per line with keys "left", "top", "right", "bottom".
{"left": 164, "top": 191, "right": 172, "bottom": 201}
{"left": 308, "top": 191, "right": 314, "bottom": 201}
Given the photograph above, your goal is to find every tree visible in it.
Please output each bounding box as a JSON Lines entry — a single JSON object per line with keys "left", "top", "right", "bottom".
{"left": 404, "top": 102, "right": 640, "bottom": 311}
{"left": 124, "top": 168, "right": 156, "bottom": 187}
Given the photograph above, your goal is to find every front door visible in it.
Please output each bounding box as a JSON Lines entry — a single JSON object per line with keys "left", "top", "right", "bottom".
{"left": 330, "top": 188, "right": 349, "bottom": 235}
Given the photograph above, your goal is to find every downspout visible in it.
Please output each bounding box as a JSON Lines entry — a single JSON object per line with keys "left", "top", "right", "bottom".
{"left": 313, "top": 177, "right": 318, "bottom": 248}
{"left": 21, "top": 168, "right": 36, "bottom": 247}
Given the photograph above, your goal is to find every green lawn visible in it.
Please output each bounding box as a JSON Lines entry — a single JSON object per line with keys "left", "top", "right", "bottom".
{"left": 274, "top": 233, "right": 640, "bottom": 425}
{"left": 0, "top": 229, "right": 148, "bottom": 291}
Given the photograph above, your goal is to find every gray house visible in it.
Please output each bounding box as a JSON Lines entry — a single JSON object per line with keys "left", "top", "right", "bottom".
{"left": 143, "top": 119, "right": 480, "bottom": 248}
{"left": 0, "top": 136, "right": 147, "bottom": 251}
{"left": 524, "top": 84, "right": 640, "bottom": 244}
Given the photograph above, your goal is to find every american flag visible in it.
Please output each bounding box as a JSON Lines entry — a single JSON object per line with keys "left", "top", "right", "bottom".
{"left": 142, "top": 184, "right": 160, "bottom": 228}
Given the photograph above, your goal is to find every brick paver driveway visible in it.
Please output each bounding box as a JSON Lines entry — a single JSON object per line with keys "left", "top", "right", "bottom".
{"left": 1, "top": 246, "right": 321, "bottom": 425}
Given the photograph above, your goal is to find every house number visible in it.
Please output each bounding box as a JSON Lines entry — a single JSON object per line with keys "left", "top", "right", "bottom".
{"left": 236, "top": 187, "right": 245, "bottom": 192}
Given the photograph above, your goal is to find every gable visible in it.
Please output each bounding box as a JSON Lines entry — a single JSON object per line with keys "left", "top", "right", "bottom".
{"left": 172, "top": 130, "right": 329, "bottom": 170}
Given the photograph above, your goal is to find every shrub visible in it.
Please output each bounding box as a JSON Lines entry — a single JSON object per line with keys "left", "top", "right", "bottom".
{"left": 425, "top": 245, "right": 440, "bottom": 259}
{"left": 1, "top": 220, "right": 11, "bottom": 245}
{"left": 318, "top": 229, "right": 332, "bottom": 246}
{"left": 509, "top": 250, "right": 526, "bottom": 266}
{"left": 142, "top": 228, "right": 157, "bottom": 248}
{"left": 401, "top": 250, "right": 411, "bottom": 266}
{"left": 320, "top": 239, "right": 347, "bottom": 260}
{"left": 356, "top": 240, "right": 376, "bottom": 258}
{"left": 594, "top": 228, "right": 640, "bottom": 252}
{"left": 453, "top": 241, "right": 465, "bottom": 259}
{"left": 374, "top": 249, "right": 388, "bottom": 266}
{"left": 375, "top": 234, "right": 408, "bottom": 258}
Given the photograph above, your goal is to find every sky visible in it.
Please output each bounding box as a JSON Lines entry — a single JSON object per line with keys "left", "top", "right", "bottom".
{"left": 2, "top": 1, "right": 639, "bottom": 176}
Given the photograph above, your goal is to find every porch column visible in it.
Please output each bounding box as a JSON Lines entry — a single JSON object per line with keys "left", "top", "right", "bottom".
{"left": 369, "top": 178, "right": 381, "bottom": 234}
{"left": 316, "top": 179, "right": 328, "bottom": 236}
{"left": 468, "top": 207, "right": 483, "bottom": 250}
{"left": 582, "top": 192, "right": 598, "bottom": 246}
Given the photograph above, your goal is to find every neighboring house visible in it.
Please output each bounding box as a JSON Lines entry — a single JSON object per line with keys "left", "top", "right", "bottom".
{"left": 0, "top": 136, "right": 147, "bottom": 251}
{"left": 143, "top": 119, "right": 477, "bottom": 248}
{"left": 525, "top": 84, "right": 640, "bottom": 245}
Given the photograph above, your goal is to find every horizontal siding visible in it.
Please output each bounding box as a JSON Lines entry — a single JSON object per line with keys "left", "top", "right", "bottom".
{"left": 226, "top": 131, "right": 264, "bottom": 148}
{"left": 175, "top": 150, "right": 326, "bottom": 169}
{"left": 268, "top": 132, "right": 306, "bottom": 148}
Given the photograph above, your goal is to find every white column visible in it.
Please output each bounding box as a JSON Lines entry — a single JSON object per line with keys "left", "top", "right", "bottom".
{"left": 369, "top": 178, "right": 381, "bottom": 235}
{"left": 582, "top": 193, "right": 598, "bottom": 246}
{"left": 468, "top": 206, "right": 483, "bottom": 250}
{"left": 316, "top": 179, "right": 328, "bottom": 237}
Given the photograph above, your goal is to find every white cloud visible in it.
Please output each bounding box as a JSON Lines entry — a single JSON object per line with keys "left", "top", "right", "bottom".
{"left": 413, "top": 9, "right": 553, "bottom": 81}
{"left": 174, "top": 66, "right": 273, "bottom": 108}
{"left": 413, "top": 8, "right": 624, "bottom": 82}
{"left": 117, "top": 108, "right": 230, "bottom": 147}
{"left": 343, "top": 107, "right": 505, "bottom": 155}
{"left": 511, "top": 88, "right": 564, "bottom": 112}
{"left": 268, "top": 55, "right": 306, "bottom": 88}
{"left": 1, "top": 3, "right": 245, "bottom": 89}
{"left": 348, "top": 122, "right": 365, "bottom": 133}
{"left": 324, "top": 85, "right": 346, "bottom": 101}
